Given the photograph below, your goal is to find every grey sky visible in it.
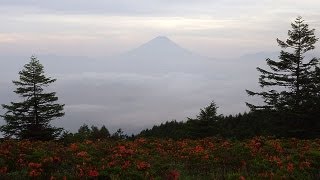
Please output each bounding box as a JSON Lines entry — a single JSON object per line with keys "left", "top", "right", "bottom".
{"left": 0, "top": 37, "right": 268, "bottom": 134}
{"left": 1, "top": 1, "right": 320, "bottom": 134}
{"left": 1, "top": 0, "right": 320, "bottom": 58}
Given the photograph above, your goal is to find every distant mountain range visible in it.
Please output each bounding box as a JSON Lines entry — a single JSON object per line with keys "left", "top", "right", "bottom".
{"left": 126, "top": 36, "right": 196, "bottom": 57}
{"left": 1, "top": 36, "right": 319, "bottom": 134}
{"left": 0, "top": 36, "right": 281, "bottom": 75}
{"left": 108, "top": 36, "right": 219, "bottom": 74}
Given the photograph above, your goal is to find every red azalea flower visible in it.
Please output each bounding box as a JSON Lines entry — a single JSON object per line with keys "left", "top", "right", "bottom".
{"left": 77, "top": 151, "right": 89, "bottom": 158}
{"left": 88, "top": 169, "right": 99, "bottom": 177}
{"left": 29, "top": 170, "right": 41, "bottom": 177}
{"left": 0, "top": 167, "right": 8, "bottom": 174}
{"left": 299, "top": 160, "right": 311, "bottom": 169}
{"left": 53, "top": 156, "right": 61, "bottom": 163}
{"left": 28, "top": 162, "right": 42, "bottom": 169}
{"left": 122, "top": 160, "right": 131, "bottom": 170}
{"left": 194, "top": 145, "right": 204, "bottom": 153}
{"left": 167, "top": 170, "right": 180, "bottom": 180}
{"left": 108, "top": 161, "right": 116, "bottom": 167}
{"left": 287, "top": 163, "right": 294, "bottom": 173}
{"left": 69, "top": 143, "right": 78, "bottom": 151}
{"left": 137, "top": 161, "right": 151, "bottom": 170}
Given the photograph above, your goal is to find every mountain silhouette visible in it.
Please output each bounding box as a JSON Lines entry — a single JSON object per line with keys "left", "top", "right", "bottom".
{"left": 0, "top": 37, "right": 276, "bottom": 135}
{"left": 111, "top": 36, "right": 215, "bottom": 73}
{"left": 125, "top": 36, "right": 194, "bottom": 58}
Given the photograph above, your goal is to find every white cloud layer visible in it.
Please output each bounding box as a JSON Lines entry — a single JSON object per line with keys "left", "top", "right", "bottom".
{"left": 1, "top": 1, "right": 320, "bottom": 134}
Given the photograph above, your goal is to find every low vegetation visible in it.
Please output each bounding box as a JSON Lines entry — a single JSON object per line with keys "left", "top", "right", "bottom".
{"left": 0, "top": 137, "right": 320, "bottom": 179}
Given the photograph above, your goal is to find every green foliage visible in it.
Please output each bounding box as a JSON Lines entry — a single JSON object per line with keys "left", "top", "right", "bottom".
{"left": 246, "top": 16, "right": 319, "bottom": 112}
{"left": 139, "top": 101, "right": 221, "bottom": 139}
{"left": 1, "top": 56, "right": 64, "bottom": 140}
{"left": 246, "top": 17, "right": 320, "bottom": 137}
{"left": 100, "top": 125, "right": 111, "bottom": 138}
{"left": 60, "top": 124, "right": 111, "bottom": 142}
{"left": 111, "top": 128, "right": 127, "bottom": 140}
{"left": 139, "top": 108, "right": 319, "bottom": 139}
{"left": 196, "top": 101, "right": 219, "bottom": 121}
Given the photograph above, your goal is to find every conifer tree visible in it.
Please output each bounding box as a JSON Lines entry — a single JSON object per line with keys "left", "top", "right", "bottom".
{"left": 197, "top": 101, "right": 219, "bottom": 121}
{"left": 246, "top": 17, "right": 319, "bottom": 117}
{"left": 1, "top": 56, "right": 64, "bottom": 140}
{"left": 185, "top": 101, "right": 220, "bottom": 138}
{"left": 99, "top": 125, "right": 110, "bottom": 138}
{"left": 308, "top": 66, "right": 320, "bottom": 119}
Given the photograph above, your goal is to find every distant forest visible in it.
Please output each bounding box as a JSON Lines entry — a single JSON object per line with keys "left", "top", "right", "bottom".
{"left": 1, "top": 17, "right": 320, "bottom": 141}
{"left": 139, "top": 17, "right": 320, "bottom": 139}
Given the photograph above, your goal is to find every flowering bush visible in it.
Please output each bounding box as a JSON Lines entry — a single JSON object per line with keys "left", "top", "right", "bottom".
{"left": 0, "top": 137, "right": 319, "bottom": 179}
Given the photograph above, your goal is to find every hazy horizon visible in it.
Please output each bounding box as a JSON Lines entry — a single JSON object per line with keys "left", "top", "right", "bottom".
{"left": 1, "top": 1, "right": 320, "bottom": 135}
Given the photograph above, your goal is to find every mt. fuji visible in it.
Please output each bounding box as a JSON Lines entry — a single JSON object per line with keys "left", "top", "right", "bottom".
{"left": 126, "top": 36, "right": 195, "bottom": 57}
{"left": 0, "top": 36, "right": 269, "bottom": 134}
{"left": 109, "top": 36, "right": 217, "bottom": 74}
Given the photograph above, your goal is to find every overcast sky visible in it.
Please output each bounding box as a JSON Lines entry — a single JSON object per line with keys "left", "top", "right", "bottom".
{"left": 1, "top": 1, "right": 320, "bottom": 134}
{"left": 1, "top": 0, "right": 320, "bottom": 58}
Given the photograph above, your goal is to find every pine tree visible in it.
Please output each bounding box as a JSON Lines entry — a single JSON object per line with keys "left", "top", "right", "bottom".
{"left": 1, "top": 56, "right": 64, "bottom": 140}
{"left": 197, "top": 101, "right": 219, "bottom": 121}
{"left": 90, "top": 125, "right": 111, "bottom": 140}
{"left": 99, "top": 125, "right": 110, "bottom": 138}
{"left": 246, "top": 17, "right": 319, "bottom": 116}
{"left": 308, "top": 66, "right": 320, "bottom": 120}
{"left": 186, "top": 101, "right": 220, "bottom": 138}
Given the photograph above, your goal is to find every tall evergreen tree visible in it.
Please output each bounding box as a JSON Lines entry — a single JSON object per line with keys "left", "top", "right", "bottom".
{"left": 246, "top": 17, "right": 319, "bottom": 115}
{"left": 196, "top": 101, "right": 219, "bottom": 121}
{"left": 1, "top": 56, "right": 64, "bottom": 140}
{"left": 186, "top": 101, "right": 220, "bottom": 138}
{"left": 99, "top": 125, "right": 110, "bottom": 138}
{"left": 307, "top": 66, "right": 320, "bottom": 121}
